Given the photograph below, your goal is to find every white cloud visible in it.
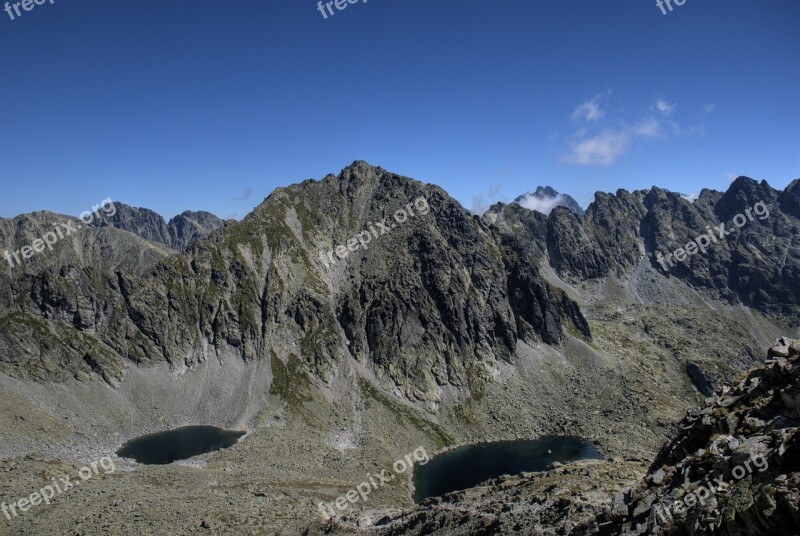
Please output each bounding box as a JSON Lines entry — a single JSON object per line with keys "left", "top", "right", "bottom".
{"left": 562, "top": 93, "right": 687, "bottom": 167}
{"left": 516, "top": 193, "right": 567, "bottom": 215}
{"left": 632, "top": 117, "right": 662, "bottom": 138}
{"left": 656, "top": 99, "right": 676, "bottom": 116}
{"left": 571, "top": 92, "right": 609, "bottom": 122}
{"left": 681, "top": 192, "right": 700, "bottom": 203}
{"left": 470, "top": 183, "right": 503, "bottom": 215}
{"left": 563, "top": 128, "right": 631, "bottom": 167}
{"left": 572, "top": 101, "right": 603, "bottom": 122}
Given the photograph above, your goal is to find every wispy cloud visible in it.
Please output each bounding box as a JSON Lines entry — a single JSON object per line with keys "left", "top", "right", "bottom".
{"left": 562, "top": 94, "right": 690, "bottom": 167}
{"left": 681, "top": 192, "right": 700, "bottom": 203}
{"left": 632, "top": 116, "right": 662, "bottom": 138}
{"left": 235, "top": 187, "right": 254, "bottom": 201}
{"left": 563, "top": 128, "right": 631, "bottom": 167}
{"left": 688, "top": 103, "right": 716, "bottom": 135}
{"left": 571, "top": 91, "right": 609, "bottom": 122}
{"left": 471, "top": 183, "right": 503, "bottom": 215}
{"left": 655, "top": 98, "right": 676, "bottom": 116}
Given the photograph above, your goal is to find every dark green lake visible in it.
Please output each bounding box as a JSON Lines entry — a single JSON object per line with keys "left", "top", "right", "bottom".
{"left": 412, "top": 436, "right": 602, "bottom": 502}
{"left": 116, "top": 426, "right": 245, "bottom": 464}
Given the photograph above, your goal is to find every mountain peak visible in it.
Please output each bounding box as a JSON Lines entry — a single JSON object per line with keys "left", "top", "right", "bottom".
{"left": 513, "top": 186, "right": 584, "bottom": 216}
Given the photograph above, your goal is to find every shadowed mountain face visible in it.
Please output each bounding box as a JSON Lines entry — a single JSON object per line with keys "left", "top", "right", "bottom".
{"left": 0, "top": 164, "right": 796, "bottom": 392}
{"left": 0, "top": 164, "right": 797, "bottom": 390}
{"left": 166, "top": 210, "right": 226, "bottom": 249}
{"left": 487, "top": 177, "right": 800, "bottom": 318}
{"left": 90, "top": 204, "right": 225, "bottom": 250}
{"left": 0, "top": 163, "right": 589, "bottom": 397}
{"left": 92, "top": 204, "right": 171, "bottom": 246}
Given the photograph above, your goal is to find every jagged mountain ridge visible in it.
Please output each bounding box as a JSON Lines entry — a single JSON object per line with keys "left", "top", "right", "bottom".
{"left": 88, "top": 204, "right": 225, "bottom": 250}
{"left": 487, "top": 177, "right": 800, "bottom": 318}
{"left": 0, "top": 164, "right": 797, "bottom": 391}
{"left": 0, "top": 163, "right": 590, "bottom": 401}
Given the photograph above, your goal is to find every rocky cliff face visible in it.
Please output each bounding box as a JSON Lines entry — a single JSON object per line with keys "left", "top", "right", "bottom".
{"left": 0, "top": 205, "right": 221, "bottom": 383}
{"left": 166, "top": 210, "right": 226, "bottom": 249}
{"left": 0, "top": 163, "right": 588, "bottom": 404}
{"left": 90, "top": 204, "right": 224, "bottom": 250}
{"left": 0, "top": 210, "right": 174, "bottom": 352}
{"left": 486, "top": 177, "right": 800, "bottom": 319}
{"left": 1, "top": 165, "right": 797, "bottom": 396}
{"left": 92, "top": 204, "right": 172, "bottom": 246}
{"left": 0, "top": 210, "right": 173, "bottom": 280}
{"left": 778, "top": 179, "right": 800, "bottom": 219}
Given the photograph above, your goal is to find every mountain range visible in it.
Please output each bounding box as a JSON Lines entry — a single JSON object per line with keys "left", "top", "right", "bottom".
{"left": 0, "top": 162, "right": 798, "bottom": 535}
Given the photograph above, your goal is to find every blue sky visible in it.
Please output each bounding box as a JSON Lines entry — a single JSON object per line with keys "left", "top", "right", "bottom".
{"left": 1, "top": 0, "right": 798, "bottom": 219}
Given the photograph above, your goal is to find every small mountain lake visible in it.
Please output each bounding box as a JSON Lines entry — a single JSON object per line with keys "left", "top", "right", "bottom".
{"left": 116, "top": 426, "right": 246, "bottom": 464}
{"left": 413, "top": 436, "right": 603, "bottom": 502}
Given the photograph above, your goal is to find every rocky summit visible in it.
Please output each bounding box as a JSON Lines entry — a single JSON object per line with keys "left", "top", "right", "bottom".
{"left": 0, "top": 163, "right": 798, "bottom": 536}
{"left": 513, "top": 186, "right": 585, "bottom": 216}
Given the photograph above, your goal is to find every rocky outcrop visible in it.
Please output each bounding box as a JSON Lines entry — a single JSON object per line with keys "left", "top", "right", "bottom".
{"left": 319, "top": 459, "right": 648, "bottom": 536}
{"left": 547, "top": 206, "right": 612, "bottom": 280}
{"left": 91, "top": 204, "right": 224, "bottom": 249}
{"left": 583, "top": 337, "right": 800, "bottom": 535}
{"left": 166, "top": 210, "right": 226, "bottom": 249}
{"left": 778, "top": 179, "right": 800, "bottom": 219}
{"left": 93, "top": 204, "right": 171, "bottom": 245}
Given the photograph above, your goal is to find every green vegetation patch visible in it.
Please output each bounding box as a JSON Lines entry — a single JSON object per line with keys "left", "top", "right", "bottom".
{"left": 270, "top": 352, "right": 318, "bottom": 426}
{"left": 359, "top": 379, "right": 454, "bottom": 448}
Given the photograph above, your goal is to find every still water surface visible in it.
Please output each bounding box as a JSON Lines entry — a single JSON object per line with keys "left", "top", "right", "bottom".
{"left": 116, "top": 426, "right": 245, "bottom": 464}
{"left": 413, "top": 436, "right": 602, "bottom": 502}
